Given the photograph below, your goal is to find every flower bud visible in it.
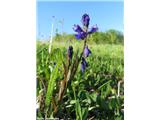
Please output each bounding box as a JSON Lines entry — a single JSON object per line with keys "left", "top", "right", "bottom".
{"left": 88, "top": 24, "right": 98, "bottom": 34}
{"left": 81, "top": 57, "right": 88, "bottom": 73}
{"left": 68, "top": 46, "right": 73, "bottom": 60}
{"left": 81, "top": 14, "right": 90, "bottom": 28}
{"left": 84, "top": 45, "right": 91, "bottom": 57}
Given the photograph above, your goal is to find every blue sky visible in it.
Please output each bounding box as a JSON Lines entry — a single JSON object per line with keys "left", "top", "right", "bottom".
{"left": 37, "top": 1, "right": 123, "bottom": 39}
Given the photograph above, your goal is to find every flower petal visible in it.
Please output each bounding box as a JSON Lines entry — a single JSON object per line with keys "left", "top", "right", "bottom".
{"left": 88, "top": 25, "right": 98, "bottom": 34}
{"left": 73, "top": 24, "right": 83, "bottom": 33}
{"left": 75, "top": 32, "right": 87, "bottom": 40}
{"left": 84, "top": 45, "right": 91, "bottom": 57}
{"left": 81, "top": 57, "right": 88, "bottom": 72}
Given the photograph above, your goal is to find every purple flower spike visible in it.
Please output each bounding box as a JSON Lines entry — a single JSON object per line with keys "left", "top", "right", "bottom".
{"left": 73, "top": 24, "right": 83, "bottom": 33}
{"left": 81, "top": 14, "right": 90, "bottom": 28}
{"left": 73, "top": 14, "right": 98, "bottom": 40}
{"left": 88, "top": 25, "right": 98, "bottom": 34}
{"left": 81, "top": 57, "right": 88, "bottom": 72}
{"left": 84, "top": 45, "right": 91, "bottom": 57}
{"left": 68, "top": 46, "right": 73, "bottom": 60}
{"left": 75, "top": 32, "right": 87, "bottom": 40}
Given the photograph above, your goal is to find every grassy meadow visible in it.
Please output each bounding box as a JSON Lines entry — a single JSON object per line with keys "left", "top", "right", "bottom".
{"left": 36, "top": 40, "right": 124, "bottom": 119}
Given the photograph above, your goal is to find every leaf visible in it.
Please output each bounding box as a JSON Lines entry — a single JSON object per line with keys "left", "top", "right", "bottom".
{"left": 45, "top": 65, "right": 59, "bottom": 107}
{"left": 89, "top": 92, "right": 97, "bottom": 102}
{"left": 70, "top": 100, "right": 76, "bottom": 104}
{"left": 98, "top": 80, "right": 112, "bottom": 90}
{"left": 82, "top": 108, "right": 88, "bottom": 120}
{"left": 76, "top": 100, "right": 82, "bottom": 120}
{"left": 45, "top": 48, "right": 63, "bottom": 108}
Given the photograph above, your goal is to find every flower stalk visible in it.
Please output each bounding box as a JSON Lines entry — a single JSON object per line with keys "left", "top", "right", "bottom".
{"left": 52, "top": 14, "right": 98, "bottom": 115}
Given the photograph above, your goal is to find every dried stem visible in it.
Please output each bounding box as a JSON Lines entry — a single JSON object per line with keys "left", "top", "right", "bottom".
{"left": 117, "top": 80, "right": 123, "bottom": 97}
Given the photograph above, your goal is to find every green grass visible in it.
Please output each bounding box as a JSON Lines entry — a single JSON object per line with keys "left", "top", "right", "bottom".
{"left": 36, "top": 41, "right": 124, "bottom": 119}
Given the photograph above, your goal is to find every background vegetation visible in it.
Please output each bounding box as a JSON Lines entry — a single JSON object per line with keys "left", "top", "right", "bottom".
{"left": 47, "top": 29, "right": 124, "bottom": 45}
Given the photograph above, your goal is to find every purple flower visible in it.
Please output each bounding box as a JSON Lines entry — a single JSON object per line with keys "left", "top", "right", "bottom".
{"left": 88, "top": 25, "right": 98, "bottom": 34}
{"left": 68, "top": 46, "right": 73, "bottom": 59}
{"left": 75, "top": 32, "right": 87, "bottom": 40}
{"left": 73, "top": 13, "right": 97, "bottom": 40}
{"left": 73, "top": 24, "right": 87, "bottom": 40}
{"left": 82, "top": 57, "right": 87, "bottom": 66}
{"left": 84, "top": 45, "right": 91, "bottom": 57}
{"left": 73, "top": 24, "right": 83, "bottom": 33}
{"left": 81, "top": 57, "right": 88, "bottom": 72}
{"left": 81, "top": 62, "right": 85, "bottom": 73}
{"left": 81, "top": 14, "right": 90, "bottom": 28}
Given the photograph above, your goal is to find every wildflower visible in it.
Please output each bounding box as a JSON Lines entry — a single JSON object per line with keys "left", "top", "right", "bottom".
{"left": 81, "top": 57, "right": 88, "bottom": 72}
{"left": 84, "top": 45, "right": 91, "bottom": 57}
{"left": 81, "top": 13, "right": 90, "bottom": 28}
{"left": 73, "top": 14, "right": 98, "bottom": 40}
{"left": 75, "top": 32, "right": 87, "bottom": 40}
{"left": 81, "top": 62, "right": 85, "bottom": 73}
{"left": 68, "top": 46, "right": 73, "bottom": 60}
{"left": 73, "top": 24, "right": 87, "bottom": 40}
{"left": 73, "top": 24, "right": 83, "bottom": 33}
{"left": 88, "top": 25, "right": 98, "bottom": 34}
